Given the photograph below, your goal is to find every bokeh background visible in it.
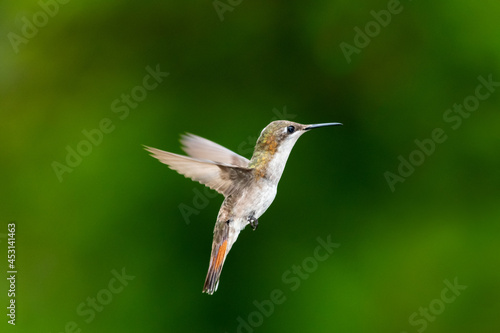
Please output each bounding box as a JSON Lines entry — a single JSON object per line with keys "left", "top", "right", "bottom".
{"left": 1, "top": 1, "right": 499, "bottom": 332}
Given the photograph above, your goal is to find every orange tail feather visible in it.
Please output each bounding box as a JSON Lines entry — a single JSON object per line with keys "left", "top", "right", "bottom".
{"left": 203, "top": 240, "right": 228, "bottom": 294}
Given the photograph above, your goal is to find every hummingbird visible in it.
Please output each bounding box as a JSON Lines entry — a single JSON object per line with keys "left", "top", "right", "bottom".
{"left": 145, "top": 120, "right": 342, "bottom": 294}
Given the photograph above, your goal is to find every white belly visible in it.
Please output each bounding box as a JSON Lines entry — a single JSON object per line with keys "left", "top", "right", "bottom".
{"left": 232, "top": 181, "right": 277, "bottom": 229}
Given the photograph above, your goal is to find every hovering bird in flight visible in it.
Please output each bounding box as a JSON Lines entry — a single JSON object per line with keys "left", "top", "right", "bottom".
{"left": 145, "top": 120, "right": 342, "bottom": 294}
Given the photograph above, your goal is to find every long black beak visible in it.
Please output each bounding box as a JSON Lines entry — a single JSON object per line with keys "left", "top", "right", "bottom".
{"left": 305, "top": 122, "right": 343, "bottom": 130}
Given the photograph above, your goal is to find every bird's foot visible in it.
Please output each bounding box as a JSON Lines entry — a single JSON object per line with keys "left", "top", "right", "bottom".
{"left": 248, "top": 214, "right": 258, "bottom": 231}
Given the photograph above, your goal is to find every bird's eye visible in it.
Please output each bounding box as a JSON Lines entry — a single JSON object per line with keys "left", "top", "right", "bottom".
{"left": 287, "top": 125, "right": 295, "bottom": 134}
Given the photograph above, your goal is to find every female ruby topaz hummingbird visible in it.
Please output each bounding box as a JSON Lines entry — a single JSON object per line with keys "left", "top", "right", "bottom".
{"left": 145, "top": 120, "right": 342, "bottom": 294}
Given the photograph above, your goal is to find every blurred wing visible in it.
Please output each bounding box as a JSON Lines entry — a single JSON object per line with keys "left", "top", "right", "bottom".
{"left": 145, "top": 146, "right": 253, "bottom": 196}
{"left": 180, "top": 133, "right": 250, "bottom": 167}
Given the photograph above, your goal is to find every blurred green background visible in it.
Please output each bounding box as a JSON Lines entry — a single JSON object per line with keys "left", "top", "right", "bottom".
{"left": 1, "top": 0, "right": 499, "bottom": 332}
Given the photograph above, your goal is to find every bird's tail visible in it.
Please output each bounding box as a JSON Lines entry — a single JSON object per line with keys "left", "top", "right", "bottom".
{"left": 203, "top": 222, "right": 239, "bottom": 294}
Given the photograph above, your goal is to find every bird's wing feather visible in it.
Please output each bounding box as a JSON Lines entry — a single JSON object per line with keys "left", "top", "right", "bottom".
{"left": 145, "top": 146, "right": 253, "bottom": 197}
{"left": 180, "top": 133, "right": 250, "bottom": 167}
